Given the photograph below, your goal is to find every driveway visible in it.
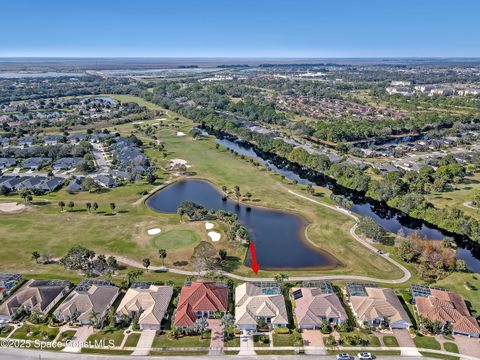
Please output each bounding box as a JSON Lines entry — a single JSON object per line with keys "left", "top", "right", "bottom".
{"left": 62, "top": 326, "right": 93, "bottom": 353}
{"left": 392, "top": 329, "right": 421, "bottom": 357}
{"left": 132, "top": 329, "right": 156, "bottom": 356}
{"left": 238, "top": 330, "right": 256, "bottom": 356}
{"left": 454, "top": 335, "right": 480, "bottom": 358}
{"left": 302, "top": 329, "right": 326, "bottom": 355}
{"left": 208, "top": 319, "right": 224, "bottom": 355}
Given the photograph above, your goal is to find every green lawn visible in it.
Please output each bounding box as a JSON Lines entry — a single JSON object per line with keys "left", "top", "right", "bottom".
{"left": 87, "top": 329, "right": 126, "bottom": 347}
{"left": 253, "top": 334, "right": 270, "bottom": 347}
{"left": 414, "top": 334, "right": 441, "bottom": 350}
{"left": 150, "top": 350, "right": 209, "bottom": 356}
{"left": 383, "top": 335, "right": 399, "bottom": 347}
{"left": 443, "top": 342, "right": 459, "bottom": 353}
{"left": 124, "top": 332, "right": 141, "bottom": 348}
{"left": 339, "top": 331, "right": 381, "bottom": 346}
{"left": 272, "top": 333, "right": 297, "bottom": 346}
{"left": 150, "top": 229, "right": 200, "bottom": 250}
{"left": 12, "top": 325, "right": 59, "bottom": 341}
{"left": 152, "top": 334, "right": 211, "bottom": 348}
{"left": 0, "top": 325, "right": 14, "bottom": 337}
{"left": 58, "top": 330, "right": 77, "bottom": 342}
{"left": 419, "top": 352, "right": 459, "bottom": 360}
{"left": 224, "top": 336, "right": 240, "bottom": 347}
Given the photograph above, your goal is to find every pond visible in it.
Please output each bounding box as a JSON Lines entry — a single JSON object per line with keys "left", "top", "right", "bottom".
{"left": 214, "top": 136, "right": 480, "bottom": 273}
{"left": 146, "top": 179, "right": 339, "bottom": 270}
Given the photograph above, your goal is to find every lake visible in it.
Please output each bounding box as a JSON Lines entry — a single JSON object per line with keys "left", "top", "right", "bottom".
{"left": 145, "top": 179, "right": 339, "bottom": 270}
{"left": 214, "top": 136, "right": 480, "bottom": 273}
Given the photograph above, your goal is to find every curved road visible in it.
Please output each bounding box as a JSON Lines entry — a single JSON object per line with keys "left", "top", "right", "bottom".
{"left": 116, "top": 189, "right": 411, "bottom": 284}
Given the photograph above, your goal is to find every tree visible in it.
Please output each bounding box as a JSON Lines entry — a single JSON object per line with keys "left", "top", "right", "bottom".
{"left": 274, "top": 273, "right": 289, "bottom": 288}
{"left": 109, "top": 202, "right": 116, "bottom": 213}
{"left": 158, "top": 249, "right": 167, "bottom": 266}
{"left": 92, "top": 202, "right": 98, "bottom": 212}
{"left": 193, "top": 317, "right": 209, "bottom": 335}
{"left": 219, "top": 249, "right": 227, "bottom": 262}
{"left": 146, "top": 172, "right": 157, "bottom": 184}
{"left": 20, "top": 189, "right": 32, "bottom": 203}
{"left": 60, "top": 246, "right": 96, "bottom": 272}
{"left": 143, "top": 258, "right": 151, "bottom": 272}
{"left": 86, "top": 202, "right": 92, "bottom": 212}
{"left": 126, "top": 269, "right": 144, "bottom": 287}
{"left": 106, "top": 256, "right": 118, "bottom": 270}
{"left": 221, "top": 313, "right": 235, "bottom": 338}
{"left": 234, "top": 185, "right": 241, "bottom": 201}
{"left": 67, "top": 201, "right": 74, "bottom": 211}
{"left": 31, "top": 251, "right": 41, "bottom": 264}
{"left": 191, "top": 241, "right": 217, "bottom": 273}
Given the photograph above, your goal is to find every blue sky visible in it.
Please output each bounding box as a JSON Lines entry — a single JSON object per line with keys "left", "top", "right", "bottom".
{"left": 1, "top": 0, "right": 479, "bottom": 57}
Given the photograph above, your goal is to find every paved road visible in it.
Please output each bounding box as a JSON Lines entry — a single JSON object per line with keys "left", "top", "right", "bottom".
{"left": 1, "top": 346, "right": 478, "bottom": 360}
{"left": 116, "top": 189, "right": 411, "bottom": 285}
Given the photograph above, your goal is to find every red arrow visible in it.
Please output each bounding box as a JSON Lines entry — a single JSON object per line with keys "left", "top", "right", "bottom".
{"left": 249, "top": 242, "right": 260, "bottom": 275}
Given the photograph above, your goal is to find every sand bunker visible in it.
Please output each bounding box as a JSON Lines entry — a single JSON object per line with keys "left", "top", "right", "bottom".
{"left": 169, "top": 158, "right": 191, "bottom": 168}
{"left": 205, "top": 222, "right": 214, "bottom": 230}
{"left": 208, "top": 231, "right": 221, "bottom": 242}
{"left": 0, "top": 202, "right": 27, "bottom": 214}
{"left": 147, "top": 228, "right": 161, "bottom": 235}
{"left": 176, "top": 131, "right": 186, "bottom": 137}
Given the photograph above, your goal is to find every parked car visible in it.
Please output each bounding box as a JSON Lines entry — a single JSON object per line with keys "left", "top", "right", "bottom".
{"left": 358, "top": 352, "right": 373, "bottom": 360}
{"left": 336, "top": 354, "right": 352, "bottom": 360}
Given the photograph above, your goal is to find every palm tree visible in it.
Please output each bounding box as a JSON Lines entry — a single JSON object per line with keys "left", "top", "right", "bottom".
{"left": 67, "top": 201, "right": 74, "bottom": 211}
{"left": 92, "top": 202, "right": 98, "bottom": 212}
{"left": 158, "top": 249, "right": 167, "bottom": 266}
{"left": 58, "top": 201, "right": 65, "bottom": 212}
{"left": 31, "top": 251, "right": 41, "bottom": 264}
{"left": 109, "top": 202, "right": 116, "bottom": 214}
{"left": 86, "top": 202, "right": 92, "bottom": 212}
{"left": 143, "top": 258, "right": 151, "bottom": 272}
{"left": 234, "top": 185, "right": 241, "bottom": 202}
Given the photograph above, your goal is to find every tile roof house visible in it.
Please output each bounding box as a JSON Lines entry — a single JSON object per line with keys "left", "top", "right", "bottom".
{"left": 66, "top": 178, "right": 83, "bottom": 193}
{"left": 21, "top": 157, "right": 50, "bottom": 170}
{"left": 40, "top": 177, "right": 65, "bottom": 192}
{"left": 93, "top": 175, "right": 117, "bottom": 188}
{"left": 55, "top": 280, "right": 119, "bottom": 325}
{"left": 174, "top": 282, "right": 228, "bottom": 329}
{"left": 349, "top": 287, "right": 412, "bottom": 329}
{"left": 116, "top": 284, "right": 173, "bottom": 330}
{"left": 0, "top": 279, "right": 70, "bottom": 321}
{"left": 414, "top": 288, "right": 480, "bottom": 337}
{"left": 15, "top": 176, "right": 47, "bottom": 190}
{"left": 235, "top": 282, "right": 288, "bottom": 331}
{"left": 0, "top": 158, "right": 16, "bottom": 170}
{"left": 292, "top": 287, "right": 348, "bottom": 329}
{"left": 53, "top": 157, "right": 83, "bottom": 170}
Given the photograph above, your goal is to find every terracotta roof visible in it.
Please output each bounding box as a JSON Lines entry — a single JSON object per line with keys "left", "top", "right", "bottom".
{"left": 174, "top": 282, "right": 228, "bottom": 327}
{"left": 415, "top": 289, "right": 480, "bottom": 335}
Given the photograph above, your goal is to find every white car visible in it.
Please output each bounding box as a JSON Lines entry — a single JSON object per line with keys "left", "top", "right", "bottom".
{"left": 336, "top": 354, "right": 352, "bottom": 360}
{"left": 358, "top": 352, "right": 373, "bottom": 360}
